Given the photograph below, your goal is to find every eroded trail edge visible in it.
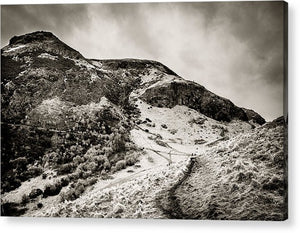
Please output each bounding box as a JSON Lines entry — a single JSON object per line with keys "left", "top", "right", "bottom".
{"left": 156, "top": 157, "right": 198, "bottom": 219}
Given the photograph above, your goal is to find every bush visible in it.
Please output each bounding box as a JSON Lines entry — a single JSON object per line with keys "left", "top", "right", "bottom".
{"left": 43, "top": 182, "right": 62, "bottom": 198}
{"left": 29, "top": 188, "right": 43, "bottom": 199}
{"left": 74, "top": 184, "right": 85, "bottom": 197}
{"left": 57, "top": 163, "right": 74, "bottom": 175}
{"left": 125, "top": 153, "right": 139, "bottom": 166}
{"left": 169, "top": 129, "right": 178, "bottom": 135}
{"left": 21, "top": 194, "right": 30, "bottom": 204}
{"left": 61, "top": 177, "right": 70, "bottom": 187}
{"left": 87, "top": 177, "right": 98, "bottom": 186}
{"left": 60, "top": 180, "right": 88, "bottom": 202}
{"left": 27, "top": 166, "right": 43, "bottom": 177}
{"left": 115, "top": 160, "right": 126, "bottom": 171}
{"left": 1, "top": 202, "right": 27, "bottom": 216}
{"left": 161, "top": 124, "right": 167, "bottom": 129}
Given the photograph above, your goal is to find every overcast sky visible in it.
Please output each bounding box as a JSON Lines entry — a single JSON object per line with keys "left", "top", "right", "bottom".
{"left": 1, "top": 1, "right": 286, "bottom": 121}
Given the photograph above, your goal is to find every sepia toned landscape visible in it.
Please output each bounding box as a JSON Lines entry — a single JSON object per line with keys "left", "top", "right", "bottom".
{"left": 1, "top": 2, "right": 288, "bottom": 220}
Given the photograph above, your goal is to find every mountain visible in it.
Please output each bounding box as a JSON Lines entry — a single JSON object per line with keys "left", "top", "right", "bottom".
{"left": 1, "top": 31, "right": 265, "bottom": 125}
{"left": 1, "top": 31, "right": 286, "bottom": 220}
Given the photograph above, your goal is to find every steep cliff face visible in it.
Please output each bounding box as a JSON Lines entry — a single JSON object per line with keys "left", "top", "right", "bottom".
{"left": 140, "top": 80, "right": 248, "bottom": 123}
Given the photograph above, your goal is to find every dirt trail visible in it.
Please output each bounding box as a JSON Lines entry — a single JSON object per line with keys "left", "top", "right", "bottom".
{"left": 157, "top": 158, "right": 197, "bottom": 218}
{"left": 157, "top": 156, "right": 215, "bottom": 219}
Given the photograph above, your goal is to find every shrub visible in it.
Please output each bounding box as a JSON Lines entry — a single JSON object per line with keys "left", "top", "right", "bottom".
{"left": 21, "top": 194, "right": 30, "bottom": 204}
{"left": 115, "top": 160, "right": 126, "bottom": 171}
{"left": 27, "top": 166, "right": 43, "bottom": 177}
{"left": 73, "top": 155, "right": 84, "bottom": 165}
{"left": 60, "top": 180, "right": 88, "bottom": 202}
{"left": 169, "top": 129, "right": 178, "bottom": 135}
{"left": 87, "top": 177, "right": 98, "bottom": 186}
{"left": 29, "top": 188, "right": 43, "bottom": 199}
{"left": 43, "top": 182, "right": 62, "bottom": 198}
{"left": 125, "top": 154, "right": 138, "bottom": 166}
{"left": 59, "top": 191, "right": 71, "bottom": 202}
{"left": 86, "top": 161, "right": 98, "bottom": 172}
{"left": 1, "top": 202, "right": 27, "bottom": 216}
{"left": 74, "top": 184, "right": 85, "bottom": 197}
{"left": 161, "top": 124, "right": 167, "bottom": 129}
{"left": 57, "top": 163, "right": 74, "bottom": 175}
{"left": 103, "top": 159, "right": 111, "bottom": 171}
{"left": 61, "top": 177, "right": 70, "bottom": 187}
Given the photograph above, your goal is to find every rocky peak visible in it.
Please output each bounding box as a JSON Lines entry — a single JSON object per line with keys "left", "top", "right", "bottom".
{"left": 9, "top": 31, "right": 58, "bottom": 45}
{"left": 6, "top": 31, "right": 83, "bottom": 60}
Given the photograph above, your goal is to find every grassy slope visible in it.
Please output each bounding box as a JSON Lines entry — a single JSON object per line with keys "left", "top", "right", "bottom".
{"left": 27, "top": 106, "right": 286, "bottom": 220}
{"left": 172, "top": 121, "right": 287, "bottom": 220}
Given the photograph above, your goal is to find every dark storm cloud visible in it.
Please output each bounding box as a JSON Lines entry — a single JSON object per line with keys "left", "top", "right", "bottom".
{"left": 221, "top": 2, "right": 284, "bottom": 85}
{"left": 1, "top": 2, "right": 285, "bottom": 120}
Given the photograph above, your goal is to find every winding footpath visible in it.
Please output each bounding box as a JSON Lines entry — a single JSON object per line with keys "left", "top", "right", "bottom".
{"left": 156, "top": 157, "right": 198, "bottom": 219}
{"left": 157, "top": 155, "right": 215, "bottom": 219}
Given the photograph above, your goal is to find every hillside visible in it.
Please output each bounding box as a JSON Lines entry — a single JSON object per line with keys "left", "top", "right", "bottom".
{"left": 1, "top": 31, "right": 286, "bottom": 220}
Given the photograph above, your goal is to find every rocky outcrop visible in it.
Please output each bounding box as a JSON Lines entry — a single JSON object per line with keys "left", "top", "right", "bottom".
{"left": 92, "top": 58, "right": 177, "bottom": 76}
{"left": 242, "top": 108, "right": 266, "bottom": 125}
{"left": 140, "top": 80, "right": 249, "bottom": 123}
{"left": 7, "top": 31, "right": 84, "bottom": 59}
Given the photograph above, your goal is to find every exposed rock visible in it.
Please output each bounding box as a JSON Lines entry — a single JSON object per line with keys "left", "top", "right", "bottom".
{"left": 141, "top": 81, "right": 248, "bottom": 123}
{"left": 8, "top": 31, "right": 84, "bottom": 59}
{"left": 242, "top": 108, "right": 266, "bottom": 125}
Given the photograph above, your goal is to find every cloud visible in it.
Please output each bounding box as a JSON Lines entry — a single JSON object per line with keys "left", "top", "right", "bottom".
{"left": 1, "top": 2, "right": 286, "bottom": 121}
{"left": 1, "top": 4, "right": 89, "bottom": 46}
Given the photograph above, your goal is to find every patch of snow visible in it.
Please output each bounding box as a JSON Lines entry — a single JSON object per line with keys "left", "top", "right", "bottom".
{"left": 69, "top": 58, "right": 95, "bottom": 70}
{"left": 38, "top": 53, "right": 58, "bottom": 60}
{"left": 89, "top": 72, "right": 100, "bottom": 83}
{"left": 90, "top": 60, "right": 103, "bottom": 68}
{"left": 4, "top": 45, "right": 26, "bottom": 53}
